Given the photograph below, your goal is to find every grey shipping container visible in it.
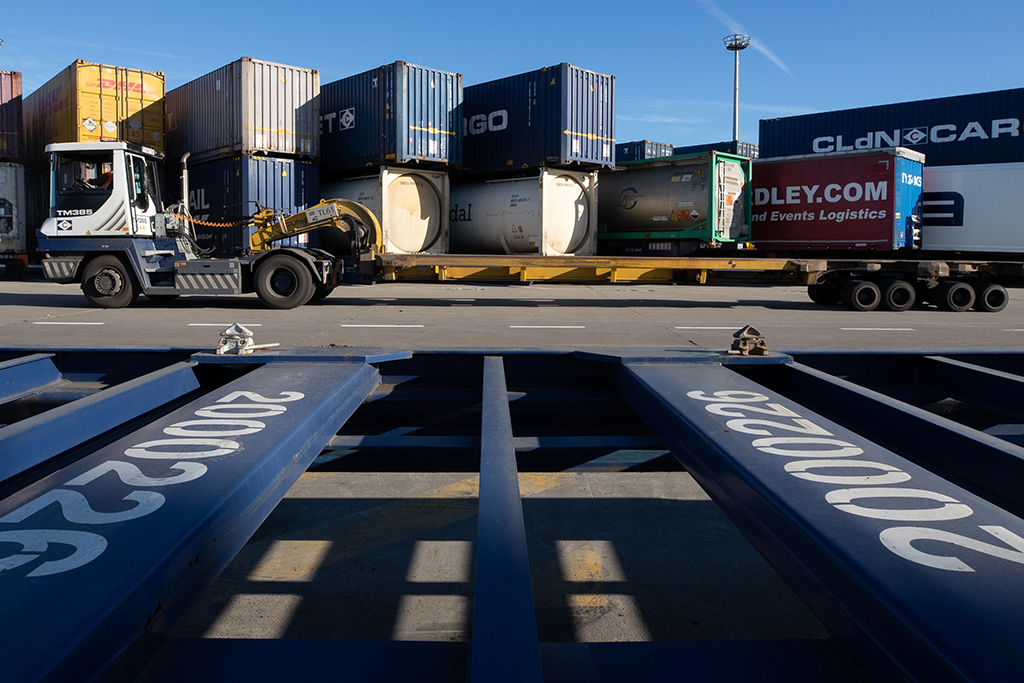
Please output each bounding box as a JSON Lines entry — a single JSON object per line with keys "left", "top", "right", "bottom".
{"left": 616, "top": 140, "right": 673, "bottom": 162}
{"left": 0, "top": 162, "right": 26, "bottom": 256}
{"left": 166, "top": 57, "right": 320, "bottom": 164}
{"left": 758, "top": 88, "right": 1024, "bottom": 166}
{"left": 461, "top": 63, "right": 615, "bottom": 173}
{"left": 183, "top": 155, "right": 319, "bottom": 255}
{"left": 673, "top": 141, "right": 758, "bottom": 159}
{"left": 320, "top": 61, "right": 462, "bottom": 175}
{"left": 0, "top": 71, "right": 23, "bottom": 164}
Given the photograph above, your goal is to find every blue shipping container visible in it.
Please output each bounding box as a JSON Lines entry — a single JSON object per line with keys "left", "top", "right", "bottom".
{"left": 461, "top": 63, "right": 615, "bottom": 173}
{"left": 673, "top": 141, "right": 758, "bottom": 158}
{"left": 184, "top": 155, "right": 319, "bottom": 255}
{"left": 320, "top": 61, "right": 462, "bottom": 175}
{"left": 758, "top": 88, "right": 1024, "bottom": 166}
{"left": 615, "top": 140, "right": 673, "bottom": 162}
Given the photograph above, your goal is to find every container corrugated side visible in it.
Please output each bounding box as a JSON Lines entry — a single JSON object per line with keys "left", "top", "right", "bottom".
{"left": 758, "top": 88, "right": 1024, "bottom": 166}
{"left": 615, "top": 140, "right": 673, "bottom": 162}
{"left": 320, "top": 61, "right": 462, "bottom": 175}
{"left": 0, "top": 162, "right": 26, "bottom": 254}
{"left": 673, "top": 141, "right": 758, "bottom": 158}
{"left": 23, "top": 61, "right": 164, "bottom": 168}
{"left": 185, "top": 155, "right": 319, "bottom": 255}
{"left": 461, "top": 63, "right": 615, "bottom": 173}
{"left": 166, "top": 57, "right": 319, "bottom": 164}
{"left": 921, "top": 162, "right": 1024, "bottom": 253}
{"left": 0, "top": 71, "right": 23, "bottom": 164}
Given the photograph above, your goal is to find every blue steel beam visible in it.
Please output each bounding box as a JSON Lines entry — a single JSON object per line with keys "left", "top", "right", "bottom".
{"left": 326, "top": 435, "right": 661, "bottom": 450}
{"left": 0, "top": 360, "right": 379, "bottom": 683}
{"left": 471, "top": 356, "right": 544, "bottom": 683}
{"left": 920, "top": 355, "right": 1024, "bottom": 421}
{"left": 0, "top": 362, "right": 201, "bottom": 484}
{"left": 0, "top": 354, "right": 60, "bottom": 404}
{"left": 777, "top": 361, "right": 1024, "bottom": 519}
{"left": 619, "top": 360, "right": 1024, "bottom": 683}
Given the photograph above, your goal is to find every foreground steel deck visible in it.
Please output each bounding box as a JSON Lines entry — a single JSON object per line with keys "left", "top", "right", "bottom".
{"left": 2, "top": 345, "right": 1024, "bottom": 682}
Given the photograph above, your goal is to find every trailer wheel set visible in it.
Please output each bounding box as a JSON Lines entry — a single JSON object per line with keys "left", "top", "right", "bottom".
{"left": 809, "top": 276, "right": 1010, "bottom": 313}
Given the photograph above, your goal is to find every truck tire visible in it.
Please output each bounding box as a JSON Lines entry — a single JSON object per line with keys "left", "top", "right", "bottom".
{"left": 254, "top": 254, "right": 315, "bottom": 309}
{"left": 933, "top": 280, "right": 976, "bottom": 312}
{"left": 972, "top": 282, "right": 1009, "bottom": 313}
{"left": 880, "top": 280, "right": 916, "bottom": 312}
{"left": 807, "top": 282, "right": 840, "bottom": 306}
{"left": 840, "top": 279, "right": 881, "bottom": 312}
{"left": 307, "top": 285, "right": 336, "bottom": 303}
{"left": 81, "top": 255, "right": 140, "bottom": 309}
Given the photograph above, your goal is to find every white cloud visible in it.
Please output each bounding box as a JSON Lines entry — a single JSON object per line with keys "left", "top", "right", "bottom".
{"left": 695, "top": 0, "right": 794, "bottom": 77}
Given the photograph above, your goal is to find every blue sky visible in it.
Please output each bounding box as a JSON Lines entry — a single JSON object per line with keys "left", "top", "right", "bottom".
{"left": 3, "top": 0, "right": 1022, "bottom": 148}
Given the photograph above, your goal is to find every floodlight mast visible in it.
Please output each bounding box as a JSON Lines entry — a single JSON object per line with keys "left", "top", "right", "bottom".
{"left": 724, "top": 34, "right": 750, "bottom": 142}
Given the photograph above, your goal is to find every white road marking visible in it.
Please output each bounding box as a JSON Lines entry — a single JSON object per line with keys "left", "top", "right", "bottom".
{"left": 1004, "top": 329, "right": 1024, "bottom": 332}
{"left": 188, "top": 323, "right": 262, "bottom": 327}
{"left": 340, "top": 324, "right": 424, "bottom": 328}
{"left": 510, "top": 325, "right": 585, "bottom": 329}
{"left": 33, "top": 322, "right": 104, "bottom": 326}
{"left": 675, "top": 326, "right": 739, "bottom": 330}
{"left": 841, "top": 328, "right": 916, "bottom": 331}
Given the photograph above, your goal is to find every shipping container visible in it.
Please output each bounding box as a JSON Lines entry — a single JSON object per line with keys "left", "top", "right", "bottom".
{"left": 673, "top": 140, "right": 758, "bottom": 158}
{"left": 322, "top": 167, "right": 448, "bottom": 255}
{"left": 758, "top": 88, "right": 1024, "bottom": 166}
{"left": 23, "top": 60, "right": 164, "bottom": 168}
{"left": 320, "top": 61, "right": 462, "bottom": 175}
{"left": 183, "top": 155, "right": 319, "bottom": 255}
{"left": 0, "top": 71, "right": 23, "bottom": 164}
{"left": 166, "top": 57, "right": 319, "bottom": 165}
{"left": 615, "top": 140, "right": 673, "bottom": 162}
{"left": 449, "top": 169, "right": 596, "bottom": 255}
{"left": 921, "top": 162, "right": 1024, "bottom": 253}
{"left": 597, "top": 152, "right": 751, "bottom": 249}
{"left": 461, "top": 63, "right": 615, "bottom": 173}
{"left": 0, "top": 162, "right": 26, "bottom": 260}
{"left": 751, "top": 148, "right": 925, "bottom": 251}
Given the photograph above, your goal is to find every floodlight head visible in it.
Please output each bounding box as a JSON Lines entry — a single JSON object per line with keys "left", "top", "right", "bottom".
{"left": 724, "top": 34, "right": 751, "bottom": 51}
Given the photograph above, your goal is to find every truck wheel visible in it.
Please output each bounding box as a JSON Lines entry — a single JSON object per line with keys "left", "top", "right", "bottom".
{"left": 934, "top": 281, "right": 976, "bottom": 312}
{"left": 307, "top": 285, "right": 336, "bottom": 303}
{"left": 880, "top": 280, "right": 916, "bottom": 312}
{"left": 81, "top": 255, "right": 140, "bottom": 309}
{"left": 807, "top": 282, "right": 840, "bottom": 305}
{"left": 255, "top": 254, "right": 314, "bottom": 309}
{"left": 972, "top": 283, "right": 1009, "bottom": 312}
{"left": 840, "top": 279, "right": 880, "bottom": 312}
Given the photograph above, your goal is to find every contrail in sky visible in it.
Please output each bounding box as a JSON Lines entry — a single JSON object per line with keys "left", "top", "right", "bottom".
{"left": 695, "top": 0, "right": 794, "bottom": 77}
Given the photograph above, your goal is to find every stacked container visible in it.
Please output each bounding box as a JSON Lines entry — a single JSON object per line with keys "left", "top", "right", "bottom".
{"left": 673, "top": 141, "right": 759, "bottom": 159}
{"left": 165, "top": 57, "right": 320, "bottom": 254}
{"left": 319, "top": 61, "right": 462, "bottom": 255}
{"left": 0, "top": 71, "right": 24, "bottom": 164}
{"left": 0, "top": 71, "right": 26, "bottom": 273}
{"left": 616, "top": 140, "right": 673, "bottom": 163}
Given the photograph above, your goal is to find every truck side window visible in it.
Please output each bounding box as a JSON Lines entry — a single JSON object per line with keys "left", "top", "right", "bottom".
{"left": 54, "top": 150, "right": 115, "bottom": 216}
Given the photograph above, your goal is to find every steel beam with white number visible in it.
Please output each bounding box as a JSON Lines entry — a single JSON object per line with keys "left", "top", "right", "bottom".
{"left": 0, "top": 360, "right": 380, "bottom": 683}
{"left": 619, "top": 359, "right": 1024, "bottom": 683}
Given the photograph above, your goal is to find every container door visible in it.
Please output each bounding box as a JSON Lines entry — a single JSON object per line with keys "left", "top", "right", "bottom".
{"left": 715, "top": 159, "right": 748, "bottom": 241}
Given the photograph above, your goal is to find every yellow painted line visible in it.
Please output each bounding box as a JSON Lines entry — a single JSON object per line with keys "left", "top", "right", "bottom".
{"left": 563, "top": 129, "right": 615, "bottom": 143}
{"left": 248, "top": 540, "right": 332, "bottom": 583}
{"left": 409, "top": 125, "right": 456, "bottom": 136}
{"left": 564, "top": 545, "right": 609, "bottom": 609}
{"left": 244, "top": 125, "right": 316, "bottom": 137}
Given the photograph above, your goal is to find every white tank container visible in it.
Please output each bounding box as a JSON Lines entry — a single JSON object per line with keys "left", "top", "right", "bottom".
{"left": 448, "top": 169, "right": 597, "bottom": 255}
{"left": 0, "top": 162, "right": 26, "bottom": 255}
{"left": 322, "top": 167, "right": 448, "bottom": 254}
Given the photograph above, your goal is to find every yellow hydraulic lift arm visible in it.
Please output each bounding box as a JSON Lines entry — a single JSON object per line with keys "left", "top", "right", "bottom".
{"left": 249, "top": 199, "right": 383, "bottom": 254}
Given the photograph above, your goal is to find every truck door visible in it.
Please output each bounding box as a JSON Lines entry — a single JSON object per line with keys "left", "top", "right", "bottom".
{"left": 125, "top": 153, "right": 161, "bottom": 237}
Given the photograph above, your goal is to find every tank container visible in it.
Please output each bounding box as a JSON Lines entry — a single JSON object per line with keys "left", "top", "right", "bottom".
{"left": 673, "top": 141, "right": 758, "bottom": 158}
{"left": 0, "top": 162, "right": 26, "bottom": 255}
{"left": 320, "top": 62, "right": 462, "bottom": 175}
{"left": 166, "top": 57, "right": 319, "bottom": 164}
{"left": 921, "top": 162, "right": 1024, "bottom": 253}
{"left": 322, "top": 167, "right": 448, "bottom": 255}
{"left": 183, "top": 155, "right": 319, "bottom": 255}
{"left": 0, "top": 71, "right": 23, "bottom": 163}
{"left": 462, "top": 63, "right": 615, "bottom": 173}
{"left": 758, "top": 88, "right": 1024, "bottom": 166}
{"left": 598, "top": 152, "right": 751, "bottom": 244}
{"left": 23, "top": 61, "right": 164, "bottom": 169}
{"left": 751, "top": 148, "right": 925, "bottom": 250}
{"left": 449, "top": 169, "right": 596, "bottom": 255}
{"left": 616, "top": 140, "right": 673, "bottom": 162}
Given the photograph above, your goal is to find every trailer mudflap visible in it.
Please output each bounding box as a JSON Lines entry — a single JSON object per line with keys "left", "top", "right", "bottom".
{"left": 41, "top": 256, "right": 84, "bottom": 283}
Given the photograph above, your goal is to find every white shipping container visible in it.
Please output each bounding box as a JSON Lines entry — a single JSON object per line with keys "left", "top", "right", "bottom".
{"left": 322, "top": 167, "right": 448, "bottom": 255}
{"left": 922, "top": 163, "right": 1024, "bottom": 253}
{"left": 449, "top": 169, "right": 597, "bottom": 255}
{"left": 0, "top": 162, "right": 26, "bottom": 254}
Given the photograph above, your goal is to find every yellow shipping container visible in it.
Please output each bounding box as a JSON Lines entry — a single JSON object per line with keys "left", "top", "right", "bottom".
{"left": 24, "top": 60, "right": 164, "bottom": 167}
